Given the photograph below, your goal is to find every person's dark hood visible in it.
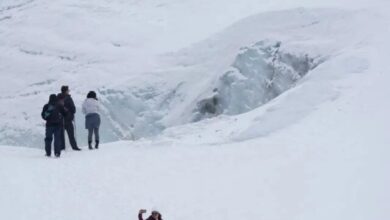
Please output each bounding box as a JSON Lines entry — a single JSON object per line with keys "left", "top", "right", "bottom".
{"left": 48, "top": 94, "right": 57, "bottom": 104}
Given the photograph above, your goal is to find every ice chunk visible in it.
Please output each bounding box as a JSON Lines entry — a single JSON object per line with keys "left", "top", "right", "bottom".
{"left": 194, "top": 40, "right": 322, "bottom": 121}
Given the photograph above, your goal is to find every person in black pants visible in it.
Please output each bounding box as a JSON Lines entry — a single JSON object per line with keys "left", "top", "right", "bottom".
{"left": 58, "top": 85, "right": 81, "bottom": 151}
{"left": 41, "top": 94, "right": 63, "bottom": 157}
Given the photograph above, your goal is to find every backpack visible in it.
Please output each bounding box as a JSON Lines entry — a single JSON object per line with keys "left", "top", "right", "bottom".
{"left": 42, "top": 104, "right": 62, "bottom": 123}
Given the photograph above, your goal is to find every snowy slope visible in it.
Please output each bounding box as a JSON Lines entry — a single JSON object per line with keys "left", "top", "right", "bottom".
{"left": 1, "top": 0, "right": 389, "bottom": 147}
{"left": 1, "top": 0, "right": 390, "bottom": 219}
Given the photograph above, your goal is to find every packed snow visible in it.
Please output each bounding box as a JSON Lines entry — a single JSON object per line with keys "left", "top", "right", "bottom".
{"left": 1, "top": 0, "right": 390, "bottom": 219}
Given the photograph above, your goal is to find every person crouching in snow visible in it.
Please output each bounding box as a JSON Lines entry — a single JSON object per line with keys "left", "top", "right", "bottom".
{"left": 41, "top": 94, "right": 64, "bottom": 157}
{"left": 138, "top": 209, "right": 163, "bottom": 220}
{"left": 82, "top": 91, "right": 101, "bottom": 150}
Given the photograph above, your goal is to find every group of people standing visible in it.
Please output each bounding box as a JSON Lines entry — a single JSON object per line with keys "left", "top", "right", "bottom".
{"left": 41, "top": 85, "right": 101, "bottom": 158}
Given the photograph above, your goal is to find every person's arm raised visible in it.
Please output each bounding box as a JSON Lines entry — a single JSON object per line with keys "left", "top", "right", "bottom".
{"left": 138, "top": 209, "right": 147, "bottom": 220}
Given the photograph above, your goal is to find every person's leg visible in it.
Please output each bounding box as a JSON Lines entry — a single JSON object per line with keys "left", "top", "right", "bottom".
{"left": 53, "top": 127, "right": 61, "bottom": 157}
{"left": 95, "top": 115, "right": 100, "bottom": 149}
{"left": 44, "top": 127, "right": 53, "bottom": 156}
{"left": 88, "top": 128, "right": 93, "bottom": 149}
{"left": 60, "top": 126, "right": 65, "bottom": 150}
{"left": 94, "top": 127, "right": 99, "bottom": 149}
{"left": 65, "top": 121, "right": 80, "bottom": 150}
{"left": 88, "top": 128, "right": 93, "bottom": 143}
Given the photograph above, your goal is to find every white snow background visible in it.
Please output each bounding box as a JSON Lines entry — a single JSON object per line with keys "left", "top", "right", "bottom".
{"left": 0, "top": 0, "right": 389, "bottom": 219}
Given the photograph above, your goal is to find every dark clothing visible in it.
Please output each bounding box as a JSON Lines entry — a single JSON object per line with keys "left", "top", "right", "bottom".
{"left": 60, "top": 121, "right": 79, "bottom": 150}
{"left": 85, "top": 113, "right": 100, "bottom": 130}
{"left": 58, "top": 93, "right": 79, "bottom": 150}
{"left": 45, "top": 126, "right": 61, "bottom": 156}
{"left": 59, "top": 126, "right": 66, "bottom": 150}
{"left": 88, "top": 127, "right": 99, "bottom": 143}
{"left": 62, "top": 94, "right": 76, "bottom": 122}
{"left": 41, "top": 103, "right": 64, "bottom": 127}
{"left": 42, "top": 95, "right": 63, "bottom": 156}
{"left": 86, "top": 113, "right": 100, "bottom": 145}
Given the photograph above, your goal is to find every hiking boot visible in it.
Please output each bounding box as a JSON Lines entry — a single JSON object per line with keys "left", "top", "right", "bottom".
{"left": 95, "top": 141, "right": 99, "bottom": 149}
{"left": 45, "top": 154, "right": 51, "bottom": 157}
{"left": 55, "top": 153, "right": 61, "bottom": 158}
{"left": 88, "top": 141, "right": 93, "bottom": 150}
{"left": 72, "top": 147, "right": 81, "bottom": 151}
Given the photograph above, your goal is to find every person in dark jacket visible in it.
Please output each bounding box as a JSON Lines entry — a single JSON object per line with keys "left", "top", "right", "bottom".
{"left": 138, "top": 209, "right": 163, "bottom": 220}
{"left": 41, "top": 94, "right": 63, "bottom": 157}
{"left": 56, "top": 94, "right": 66, "bottom": 151}
{"left": 59, "top": 85, "right": 81, "bottom": 151}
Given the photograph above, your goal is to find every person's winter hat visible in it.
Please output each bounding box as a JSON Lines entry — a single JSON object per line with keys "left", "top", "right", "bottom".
{"left": 151, "top": 209, "right": 162, "bottom": 216}
{"left": 61, "top": 85, "right": 69, "bottom": 93}
{"left": 87, "top": 91, "right": 97, "bottom": 100}
{"left": 151, "top": 210, "right": 162, "bottom": 220}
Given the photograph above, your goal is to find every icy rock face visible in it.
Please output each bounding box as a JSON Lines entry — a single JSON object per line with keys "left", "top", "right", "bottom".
{"left": 95, "top": 89, "right": 143, "bottom": 141}
{"left": 193, "top": 41, "right": 321, "bottom": 121}
{"left": 96, "top": 84, "right": 179, "bottom": 141}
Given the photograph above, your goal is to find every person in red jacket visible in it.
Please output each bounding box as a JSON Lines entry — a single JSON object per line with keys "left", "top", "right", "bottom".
{"left": 138, "top": 209, "right": 162, "bottom": 220}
